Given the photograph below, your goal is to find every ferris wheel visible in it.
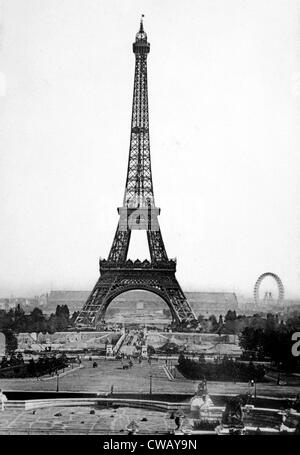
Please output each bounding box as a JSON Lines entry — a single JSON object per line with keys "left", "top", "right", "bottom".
{"left": 254, "top": 272, "right": 284, "bottom": 306}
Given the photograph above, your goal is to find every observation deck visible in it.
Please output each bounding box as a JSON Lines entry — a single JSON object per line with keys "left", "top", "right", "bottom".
{"left": 99, "top": 258, "right": 177, "bottom": 273}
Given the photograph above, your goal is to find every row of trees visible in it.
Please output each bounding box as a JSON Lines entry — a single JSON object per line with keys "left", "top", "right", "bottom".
{"left": 2, "top": 305, "right": 299, "bottom": 336}
{"left": 239, "top": 326, "right": 298, "bottom": 369}
{"left": 27, "top": 353, "right": 69, "bottom": 377}
{"left": 177, "top": 353, "right": 266, "bottom": 382}
{"left": 0, "top": 304, "right": 79, "bottom": 334}
{"left": 195, "top": 310, "right": 300, "bottom": 371}
{"left": 0, "top": 352, "right": 69, "bottom": 378}
{"left": 197, "top": 310, "right": 298, "bottom": 335}
{"left": 0, "top": 352, "right": 24, "bottom": 369}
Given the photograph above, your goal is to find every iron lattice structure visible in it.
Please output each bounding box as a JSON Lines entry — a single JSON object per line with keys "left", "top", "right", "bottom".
{"left": 75, "top": 20, "right": 197, "bottom": 330}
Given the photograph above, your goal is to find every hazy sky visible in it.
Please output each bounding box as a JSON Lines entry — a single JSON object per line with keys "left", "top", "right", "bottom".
{"left": 1, "top": 0, "right": 300, "bottom": 299}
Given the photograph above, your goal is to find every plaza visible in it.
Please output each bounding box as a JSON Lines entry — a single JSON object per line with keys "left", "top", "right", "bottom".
{"left": 0, "top": 405, "right": 172, "bottom": 435}
{"left": 1, "top": 359, "right": 300, "bottom": 397}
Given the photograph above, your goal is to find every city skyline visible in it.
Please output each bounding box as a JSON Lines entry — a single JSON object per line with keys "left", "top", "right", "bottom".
{"left": 1, "top": 0, "right": 300, "bottom": 299}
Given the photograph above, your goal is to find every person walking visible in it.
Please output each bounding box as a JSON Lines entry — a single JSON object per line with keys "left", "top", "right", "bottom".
{"left": 174, "top": 414, "right": 182, "bottom": 431}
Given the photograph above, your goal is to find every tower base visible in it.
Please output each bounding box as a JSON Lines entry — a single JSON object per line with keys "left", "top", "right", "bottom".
{"left": 75, "top": 259, "right": 197, "bottom": 330}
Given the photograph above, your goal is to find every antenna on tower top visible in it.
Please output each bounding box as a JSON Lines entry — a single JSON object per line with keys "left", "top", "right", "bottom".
{"left": 140, "top": 14, "right": 145, "bottom": 31}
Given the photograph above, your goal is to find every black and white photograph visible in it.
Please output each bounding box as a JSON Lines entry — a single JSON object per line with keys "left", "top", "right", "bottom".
{"left": 0, "top": 0, "right": 300, "bottom": 445}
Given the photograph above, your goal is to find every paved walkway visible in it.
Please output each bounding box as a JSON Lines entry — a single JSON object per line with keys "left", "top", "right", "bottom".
{"left": 0, "top": 405, "right": 173, "bottom": 434}
{"left": 40, "top": 365, "right": 83, "bottom": 381}
{"left": 0, "top": 359, "right": 299, "bottom": 398}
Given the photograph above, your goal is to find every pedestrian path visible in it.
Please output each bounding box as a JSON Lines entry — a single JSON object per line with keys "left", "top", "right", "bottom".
{"left": 40, "top": 365, "right": 83, "bottom": 381}
{"left": 0, "top": 359, "right": 299, "bottom": 398}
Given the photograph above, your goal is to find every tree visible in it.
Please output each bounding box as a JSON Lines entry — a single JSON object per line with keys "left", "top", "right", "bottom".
{"left": 223, "top": 318, "right": 243, "bottom": 335}
{"left": 9, "top": 352, "right": 19, "bottom": 366}
{"left": 225, "top": 310, "right": 237, "bottom": 322}
{"left": 239, "top": 326, "right": 298, "bottom": 370}
{"left": 16, "top": 352, "right": 24, "bottom": 364}
{"left": 208, "top": 315, "right": 218, "bottom": 333}
{"left": 286, "top": 314, "right": 300, "bottom": 331}
{"left": 239, "top": 327, "right": 264, "bottom": 357}
{"left": 56, "top": 305, "right": 70, "bottom": 320}
{"left": 0, "top": 309, "right": 14, "bottom": 331}
{"left": 178, "top": 353, "right": 185, "bottom": 367}
{"left": 14, "top": 304, "right": 27, "bottom": 332}
{"left": 28, "top": 308, "right": 47, "bottom": 333}
{"left": 0, "top": 356, "right": 9, "bottom": 369}
{"left": 27, "top": 358, "right": 36, "bottom": 376}
{"left": 54, "top": 305, "right": 70, "bottom": 331}
{"left": 266, "top": 313, "right": 276, "bottom": 332}
{"left": 4, "top": 330, "right": 18, "bottom": 354}
{"left": 47, "top": 313, "right": 58, "bottom": 333}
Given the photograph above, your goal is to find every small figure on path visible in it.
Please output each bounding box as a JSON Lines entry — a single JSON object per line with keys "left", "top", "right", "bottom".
{"left": 0, "top": 390, "right": 8, "bottom": 412}
{"left": 174, "top": 413, "right": 182, "bottom": 431}
{"left": 197, "top": 379, "right": 207, "bottom": 396}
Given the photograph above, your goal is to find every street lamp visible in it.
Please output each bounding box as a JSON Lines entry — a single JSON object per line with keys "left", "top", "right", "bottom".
{"left": 249, "top": 379, "right": 257, "bottom": 399}
{"left": 56, "top": 372, "right": 59, "bottom": 392}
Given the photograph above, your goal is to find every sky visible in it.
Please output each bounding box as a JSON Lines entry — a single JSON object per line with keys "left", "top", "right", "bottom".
{"left": 0, "top": 0, "right": 300, "bottom": 299}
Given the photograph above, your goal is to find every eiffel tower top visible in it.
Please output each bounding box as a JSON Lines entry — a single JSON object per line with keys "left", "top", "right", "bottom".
{"left": 133, "top": 15, "right": 150, "bottom": 54}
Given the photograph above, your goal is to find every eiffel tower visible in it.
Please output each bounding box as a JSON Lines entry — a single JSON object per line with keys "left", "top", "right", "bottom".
{"left": 75, "top": 18, "right": 197, "bottom": 330}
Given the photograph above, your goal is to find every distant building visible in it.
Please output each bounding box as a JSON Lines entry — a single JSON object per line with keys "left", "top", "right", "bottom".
{"left": 284, "top": 302, "right": 300, "bottom": 315}
{"left": 43, "top": 290, "right": 240, "bottom": 318}
{"left": 187, "top": 292, "right": 239, "bottom": 318}
{"left": 0, "top": 299, "right": 9, "bottom": 310}
{"left": 2, "top": 290, "right": 241, "bottom": 319}
{"left": 46, "top": 290, "right": 89, "bottom": 314}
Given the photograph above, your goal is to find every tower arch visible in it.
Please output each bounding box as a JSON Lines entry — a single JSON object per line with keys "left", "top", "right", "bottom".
{"left": 97, "top": 287, "right": 175, "bottom": 324}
